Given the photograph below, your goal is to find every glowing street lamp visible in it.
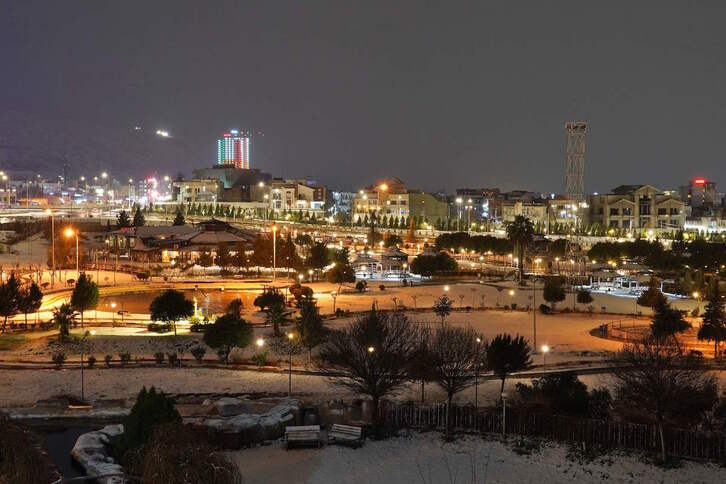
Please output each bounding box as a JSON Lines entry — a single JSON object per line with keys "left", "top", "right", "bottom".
{"left": 367, "top": 346, "right": 375, "bottom": 354}
{"left": 271, "top": 225, "right": 277, "bottom": 282}
{"left": 256, "top": 337, "right": 265, "bottom": 348}
{"left": 65, "top": 227, "right": 80, "bottom": 277}
{"left": 541, "top": 344, "right": 550, "bottom": 368}
{"left": 80, "top": 329, "right": 96, "bottom": 402}
{"left": 286, "top": 332, "right": 295, "bottom": 396}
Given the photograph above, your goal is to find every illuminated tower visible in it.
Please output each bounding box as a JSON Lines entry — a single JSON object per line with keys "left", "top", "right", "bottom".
{"left": 217, "top": 129, "right": 250, "bottom": 169}
{"left": 564, "top": 121, "right": 587, "bottom": 201}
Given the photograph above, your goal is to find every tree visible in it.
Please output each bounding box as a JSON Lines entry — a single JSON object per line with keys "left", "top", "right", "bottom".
{"left": 319, "top": 310, "right": 419, "bottom": 431}
{"left": 149, "top": 289, "right": 194, "bottom": 336}
{"left": 515, "top": 371, "right": 592, "bottom": 417}
{"left": 52, "top": 303, "right": 77, "bottom": 341}
{"left": 253, "top": 288, "right": 284, "bottom": 311}
{"left": 637, "top": 277, "right": 667, "bottom": 310}
{"left": 117, "top": 210, "right": 131, "bottom": 228}
{"left": 70, "top": 273, "right": 98, "bottom": 328}
{"left": 612, "top": 337, "right": 717, "bottom": 463}
{"left": 429, "top": 326, "right": 484, "bottom": 436}
{"left": 17, "top": 282, "right": 43, "bottom": 328}
{"left": 115, "top": 387, "right": 181, "bottom": 457}
{"left": 543, "top": 277, "right": 566, "bottom": 310}
{"left": 226, "top": 298, "right": 244, "bottom": 318}
{"left": 307, "top": 242, "right": 329, "bottom": 278}
{"left": 327, "top": 249, "right": 356, "bottom": 292}
{"left": 172, "top": 208, "right": 185, "bottom": 226}
{"left": 576, "top": 289, "right": 594, "bottom": 306}
{"left": 0, "top": 273, "right": 20, "bottom": 333}
{"left": 295, "top": 297, "right": 328, "bottom": 362}
{"left": 215, "top": 242, "right": 232, "bottom": 271}
{"left": 198, "top": 248, "right": 214, "bottom": 268}
{"left": 485, "top": 333, "right": 532, "bottom": 396}
{"left": 650, "top": 299, "right": 690, "bottom": 339}
{"left": 698, "top": 283, "right": 726, "bottom": 358}
{"left": 202, "top": 313, "right": 253, "bottom": 363}
{"left": 506, "top": 215, "right": 534, "bottom": 281}
{"left": 408, "top": 332, "right": 436, "bottom": 403}
{"left": 265, "top": 300, "right": 291, "bottom": 337}
{"left": 384, "top": 234, "right": 403, "bottom": 248}
{"left": 433, "top": 295, "right": 454, "bottom": 325}
{"left": 133, "top": 206, "right": 146, "bottom": 227}
{"left": 410, "top": 252, "right": 457, "bottom": 277}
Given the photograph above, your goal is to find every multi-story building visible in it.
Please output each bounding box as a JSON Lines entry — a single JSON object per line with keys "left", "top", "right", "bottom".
{"left": 500, "top": 200, "right": 548, "bottom": 225}
{"left": 454, "top": 188, "right": 500, "bottom": 221}
{"left": 352, "top": 178, "right": 449, "bottom": 226}
{"left": 173, "top": 179, "right": 222, "bottom": 204}
{"left": 679, "top": 178, "right": 718, "bottom": 208}
{"left": 217, "top": 129, "right": 251, "bottom": 169}
{"left": 546, "top": 197, "right": 588, "bottom": 231}
{"left": 330, "top": 191, "right": 356, "bottom": 215}
{"left": 268, "top": 179, "right": 327, "bottom": 212}
{"left": 587, "top": 185, "right": 685, "bottom": 233}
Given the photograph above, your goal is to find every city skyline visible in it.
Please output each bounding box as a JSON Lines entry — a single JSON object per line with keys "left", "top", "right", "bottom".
{"left": 2, "top": 2, "right": 725, "bottom": 193}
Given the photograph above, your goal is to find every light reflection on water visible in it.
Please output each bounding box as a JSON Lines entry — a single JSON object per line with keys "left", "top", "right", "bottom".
{"left": 97, "top": 289, "right": 258, "bottom": 315}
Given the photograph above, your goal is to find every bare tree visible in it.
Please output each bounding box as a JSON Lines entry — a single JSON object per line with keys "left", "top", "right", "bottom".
{"left": 612, "top": 337, "right": 718, "bottom": 464}
{"left": 319, "top": 309, "right": 420, "bottom": 431}
{"left": 430, "top": 326, "right": 485, "bottom": 437}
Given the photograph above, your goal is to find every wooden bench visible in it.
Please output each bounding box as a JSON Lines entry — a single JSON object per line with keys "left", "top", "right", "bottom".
{"left": 285, "top": 425, "right": 321, "bottom": 449}
{"left": 328, "top": 424, "right": 364, "bottom": 447}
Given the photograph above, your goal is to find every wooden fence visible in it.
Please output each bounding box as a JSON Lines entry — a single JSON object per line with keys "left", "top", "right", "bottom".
{"left": 381, "top": 402, "right": 726, "bottom": 462}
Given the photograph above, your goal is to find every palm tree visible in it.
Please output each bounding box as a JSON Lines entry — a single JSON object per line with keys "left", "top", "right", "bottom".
{"left": 506, "top": 215, "right": 534, "bottom": 282}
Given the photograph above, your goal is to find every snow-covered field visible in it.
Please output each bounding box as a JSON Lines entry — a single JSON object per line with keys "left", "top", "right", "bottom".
{"left": 230, "top": 431, "right": 726, "bottom": 484}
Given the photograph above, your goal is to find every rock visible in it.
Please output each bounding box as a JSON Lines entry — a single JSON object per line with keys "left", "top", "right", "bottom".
{"left": 71, "top": 424, "right": 126, "bottom": 484}
{"left": 193, "top": 398, "right": 301, "bottom": 448}
{"left": 202, "top": 399, "right": 213, "bottom": 407}
{"left": 213, "top": 397, "right": 248, "bottom": 416}
{"left": 35, "top": 398, "right": 69, "bottom": 410}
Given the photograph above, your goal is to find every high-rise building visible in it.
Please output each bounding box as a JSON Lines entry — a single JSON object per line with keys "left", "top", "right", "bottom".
{"left": 217, "top": 129, "right": 250, "bottom": 169}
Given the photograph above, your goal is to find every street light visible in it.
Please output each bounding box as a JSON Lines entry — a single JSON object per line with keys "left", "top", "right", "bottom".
{"left": 693, "top": 291, "right": 701, "bottom": 314}
{"left": 286, "top": 332, "right": 295, "bottom": 396}
{"left": 367, "top": 346, "right": 375, "bottom": 354}
{"left": 271, "top": 225, "right": 277, "bottom": 282}
{"left": 256, "top": 337, "right": 265, "bottom": 348}
{"left": 444, "top": 285, "right": 450, "bottom": 292}
{"left": 541, "top": 344, "right": 549, "bottom": 369}
{"left": 65, "top": 228, "right": 80, "bottom": 278}
{"left": 46, "top": 209, "right": 55, "bottom": 288}
{"left": 80, "top": 329, "right": 96, "bottom": 402}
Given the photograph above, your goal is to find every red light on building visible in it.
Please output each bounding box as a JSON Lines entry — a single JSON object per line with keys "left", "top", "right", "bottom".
{"left": 693, "top": 178, "right": 706, "bottom": 185}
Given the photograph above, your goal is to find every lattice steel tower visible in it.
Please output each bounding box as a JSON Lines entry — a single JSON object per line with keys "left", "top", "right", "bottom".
{"left": 564, "top": 121, "right": 587, "bottom": 201}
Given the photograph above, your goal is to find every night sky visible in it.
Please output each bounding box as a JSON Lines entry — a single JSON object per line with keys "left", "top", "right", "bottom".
{"left": 2, "top": 1, "right": 725, "bottom": 193}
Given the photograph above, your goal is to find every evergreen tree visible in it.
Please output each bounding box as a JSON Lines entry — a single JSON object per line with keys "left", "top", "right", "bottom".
{"left": 71, "top": 273, "right": 99, "bottom": 328}
{"left": 172, "top": 208, "right": 185, "bottom": 226}
{"left": 133, "top": 206, "right": 146, "bottom": 227}
{"left": 698, "top": 282, "right": 726, "bottom": 358}
{"left": 117, "top": 210, "right": 132, "bottom": 228}
{"left": 650, "top": 299, "right": 690, "bottom": 339}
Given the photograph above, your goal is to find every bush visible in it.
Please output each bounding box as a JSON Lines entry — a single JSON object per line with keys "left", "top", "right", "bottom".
{"left": 189, "top": 322, "right": 207, "bottom": 333}
{"left": 166, "top": 352, "right": 179, "bottom": 366}
{"left": 153, "top": 352, "right": 165, "bottom": 364}
{"left": 190, "top": 346, "right": 206, "bottom": 364}
{"left": 52, "top": 351, "right": 66, "bottom": 367}
{"left": 87, "top": 355, "right": 96, "bottom": 368}
{"left": 355, "top": 280, "right": 367, "bottom": 293}
{"left": 539, "top": 304, "right": 551, "bottom": 314}
{"left": 115, "top": 387, "right": 181, "bottom": 459}
{"left": 0, "top": 415, "right": 60, "bottom": 483}
{"left": 250, "top": 352, "right": 268, "bottom": 368}
{"left": 119, "top": 352, "right": 131, "bottom": 366}
{"left": 148, "top": 322, "right": 172, "bottom": 333}
{"left": 511, "top": 303, "right": 518, "bottom": 310}
{"left": 123, "top": 423, "right": 242, "bottom": 484}
{"left": 379, "top": 284, "right": 386, "bottom": 291}
{"left": 105, "top": 354, "right": 113, "bottom": 367}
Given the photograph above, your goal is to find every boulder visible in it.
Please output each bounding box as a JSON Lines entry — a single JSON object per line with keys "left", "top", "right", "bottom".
{"left": 213, "top": 397, "right": 248, "bottom": 416}
{"left": 71, "top": 424, "right": 125, "bottom": 484}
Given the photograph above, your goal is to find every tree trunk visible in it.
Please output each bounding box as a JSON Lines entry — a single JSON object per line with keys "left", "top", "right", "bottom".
{"left": 421, "top": 381, "right": 425, "bottom": 403}
{"left": 1, "top": 315, "right": 6, "bottom": 333}
{"left": 371, "top": 396, "right": 380, "bottom": 437}
{"left": 518, "top": 245, "right": 524, "bottom": 282}
{"left": 80, "top": 310, "right": 84, "bottom": 329}
{"left": 500, "top": 376, "right": 506, "bottom": 397}
{"left": 446, "top": 393, "right": 453, "bottom": 439}
{"left": 658, "top": 420, "right": 667, "bottom": 464}
{"left": 173, "top": 319, "right": 177, "bottom": 336}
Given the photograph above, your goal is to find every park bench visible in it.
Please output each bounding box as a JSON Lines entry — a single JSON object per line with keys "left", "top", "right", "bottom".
{"left": 328, "top": 424, "right": 364, "bottom": 447}
{"left": 285, "top": 425, "right": 321, "bottom": 449}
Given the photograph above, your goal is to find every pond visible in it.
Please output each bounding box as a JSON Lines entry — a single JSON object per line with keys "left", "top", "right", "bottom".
{"left": 38, "top": 425, "right": 97, "bottom": 479}
{"left": 97, "top": 288, "right": 260, "bottom": 316}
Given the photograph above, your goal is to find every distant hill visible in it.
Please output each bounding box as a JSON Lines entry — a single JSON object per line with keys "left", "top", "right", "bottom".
{"left": 0, "top": 109, "right": 207, "bottom": 180}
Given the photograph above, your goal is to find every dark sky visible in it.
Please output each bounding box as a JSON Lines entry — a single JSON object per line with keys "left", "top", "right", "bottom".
{"left": 2, "top": 1, "right": 725, "bottom": 193}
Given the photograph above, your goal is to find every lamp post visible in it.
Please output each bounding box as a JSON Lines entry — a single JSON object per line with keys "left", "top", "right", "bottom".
{"left": 501, "top": 391, "right": 508, "bottom": 437}
{"left": 272, "top": 225, "right": 277, "bottom": 283}
{"left": 286, "top": 332, "right": 295, "bottom": 396}
{"left": 474, "top": 337, "right": 483, "bottom": 408}
{"left": 693, "top": 291, "right": 701, "bottom": 315}
{"left": 541, "top": 344, "right": 549, "bottom": 369}
{"left": 80, "top": 330, "right": 96, "bottom": 402}
{"left": 532, "top": 277, "right": 537, "bottom": 352}
{"left": 455, "top": 197, "right": 462, "bottom": 230}
{"left": 46, "top": 209, "right": 55, "bottom": 288}
{"left": 65, "top": 227, "right": 79, "bottom": 278}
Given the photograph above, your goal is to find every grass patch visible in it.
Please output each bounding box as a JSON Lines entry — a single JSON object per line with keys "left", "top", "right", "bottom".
{"left": 0, "top": 333, "right": 26, "bottom": 350}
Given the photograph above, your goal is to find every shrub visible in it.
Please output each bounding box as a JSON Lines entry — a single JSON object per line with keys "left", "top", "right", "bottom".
{"left": 87, "top": 355, "right": 97, "bottom": 368}
{"left": 539, "top": 304, "right": 551, "bottom": 314}
{"left": 0, "top": 415, "right": 60, "bottom": 483}
{"left": 115, "top": 387, "right": 181, "bottom": 459}
{"left": 166, "top": 352, "right": 179, "bottom": 366}
{"left": 216, "top": 348, "right": 228, "bottom": 362}
{"left": 52, "top": 351, "right": 66, "bottom": 367}
{"left": 511, "top": 303, "right": 518, "bottom": 310}
{"left": 104, "top": 354, "right": 113, "bottom": 367}
{"left": 379, "top": 284, "right": 386, "bottom": 291}
{"left": 148, "top": 322, "right": 172, "bottom": 333}
{"left": 355, "top": 280, "right": 367, "bottom": 293}
{"left": 119, "top": 352, "right": 131, "bottom": 366}
{"left": 153, "top": 352, "right": 165, "bottom": 364}
{"left": 250, "top": 352, "right": 268, "bottom": 368}
{"left": 189, "top": 322, "right": 206, "bottom": 333}
{"left": 190, "top": 346, "right": 206, "bottom": 364}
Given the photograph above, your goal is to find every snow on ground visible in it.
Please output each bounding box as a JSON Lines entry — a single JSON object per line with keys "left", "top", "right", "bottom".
{"left": 229, "top": 431, "right": 726, "bottom": 484}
